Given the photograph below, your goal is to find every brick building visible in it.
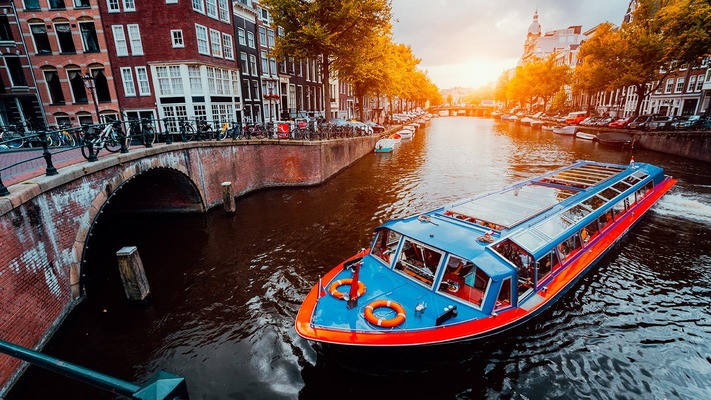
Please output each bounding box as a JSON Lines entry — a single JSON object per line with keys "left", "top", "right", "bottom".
{"left": 14, "top": 0, "right": 119, "bottom": 127}
{"left": 0, "top": 1, "right": 45, "bottom": 127}
{"left": 234, "top": 0, "right": 262, "bottom": 124}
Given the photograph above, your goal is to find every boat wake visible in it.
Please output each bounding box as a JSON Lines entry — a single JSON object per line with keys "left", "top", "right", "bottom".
{"left": 654, "top": 193, "right": 711, "bottom": 225}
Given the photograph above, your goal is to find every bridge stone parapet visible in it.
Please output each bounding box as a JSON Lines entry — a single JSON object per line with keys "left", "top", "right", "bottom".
{"left": 0, "top": 136, "right": 378, "bottom": 394}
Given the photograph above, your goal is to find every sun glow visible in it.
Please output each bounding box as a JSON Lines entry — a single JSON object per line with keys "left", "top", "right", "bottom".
{"left": 427, "top": 58, "right": 518, "bottom": 89}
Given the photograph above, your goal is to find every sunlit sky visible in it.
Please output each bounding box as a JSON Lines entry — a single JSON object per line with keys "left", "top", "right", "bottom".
{"left": 390, "top": 0, "right": 631, "bottom": 90}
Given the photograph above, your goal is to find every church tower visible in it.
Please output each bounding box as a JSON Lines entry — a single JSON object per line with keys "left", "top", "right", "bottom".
{"left": 522, "top": 10, "right": 542, "bottom": 63}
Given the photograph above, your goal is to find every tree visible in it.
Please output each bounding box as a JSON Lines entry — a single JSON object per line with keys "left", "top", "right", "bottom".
{"left": 262, "top": 0, "right": 392, "bottom": 121}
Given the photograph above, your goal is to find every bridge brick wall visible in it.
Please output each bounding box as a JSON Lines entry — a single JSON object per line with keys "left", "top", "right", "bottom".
{"left": 0, "top": 137, "right": 377, "bottom": 394}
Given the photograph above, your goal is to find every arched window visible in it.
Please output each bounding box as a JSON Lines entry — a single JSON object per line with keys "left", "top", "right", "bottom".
{"left": 67, "top": 69, "right": 87, "bottom": 103}
{"left": 43, "top": 69, "right": 65, "bottom": 104}
{"left": 91, "top": 68, "right": 111, "bottom": 102}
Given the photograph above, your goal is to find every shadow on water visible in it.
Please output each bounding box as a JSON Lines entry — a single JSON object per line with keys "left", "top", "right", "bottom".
{"left": 8, "top": 117, "right": 711, "bottom": 400}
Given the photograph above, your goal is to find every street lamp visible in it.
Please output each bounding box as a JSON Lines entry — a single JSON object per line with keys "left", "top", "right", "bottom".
{"left": 81, "top": 71, "right": 100, "bottom": 123}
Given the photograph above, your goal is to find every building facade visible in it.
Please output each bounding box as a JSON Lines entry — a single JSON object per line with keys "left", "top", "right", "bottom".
{"left": 234, "top": 0, "right": 261, "bottom": 124}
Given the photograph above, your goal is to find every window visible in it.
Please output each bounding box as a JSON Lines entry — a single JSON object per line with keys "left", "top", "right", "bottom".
{"left": 135, "top": 66, "right": 150, "bottom": 95}
{"left": 696, "top": 74, "right": 704, "bottom": 91}
{"left": 682, "top": 75, "right": 697, "bottom": 93}
{"left": 206, "top": 0, "right": 217, "bottom": 18}
{"left": 193, "top": 104, "right": 207, "bottom": 121}
{"left": 598, "top": 209, "right": 614, "bottom": 231}
{"left": 44, "top": 70, "right": 65, "bottom": 104}
{"left": 261, "top": 50, "right": 268, "bottom": 74}
{"left": 0, "top": 16, "right": 14, "bottom": 42}
{"left": 536, "top": 250, "right": 558, "bottom": 286}
{"left": 222, "top": 33, "right": 233, "bottom": 60}
{"left": 108, "top": 0, "right": 120, "bottom": 13}
{"left": 171, "top": 30, "right": 184, "bottom": 48}
{"left": 557, "top": 233, "right": 582, "bottom": 263}
{"left": 67, "top": 69, "right": 87, "bottom": 102}
{"left": 394, "top": 238, "right": 442, "bottom": 288}
{"left": 237, "top": 28, "right": 246, "bottom": 45}
{"left": 218, "top": 0, "right": 230, "bottom": 22}
{"left": 161, "top": 105, "right": 187, "bottom": 133}
{"left": 495, "top": 278, "right": 512, "bottom": 311}
{"left": 267, "top": 29, "right": 274, "bottom": 48}
{"left": 92, "top": 68, "right": 111, "bottom": 102}
{"left": 127, "top": 24, "right": 143, "bottom": 55}
{"left": 251, "top": 80, "right": 259, "bottom": 100}
{"left": 49, "top": 0, "right": 66, "bottom": 9}
{"left": 188, "top": 65, "right": 202, "bottom": 93}
{"left": 123, "top": 0, "right": 135, "bottom": 11}
{"left": 211, "top": 103, "right": 233, "bottom": 124}
{"left": 112, "top": 25, "right": 128, "bottom": 56}
{"left": 121, "top": 67, "right": 136, "bottom": 96}
{"left": 239, "top": 52, "right": 248, "bottom": 75}
{"left": 30, "top": 24, "right": 52, "bottom": 54}
{"left": 192, "top": 0, "right": 204, "bottom": 13}
{"left": 675, "top": 77, "right": 684, "bottom": 93}
{"left": 371, "top": 229, "right": 402, "bottom": 266}
{"left": 247, "top": 31, "right": 254, "bottom": 48}
{"left": 155, "top": 65, "right": 183, "bottom": 96}
{"left": 210, "top": 29, "right": 222, "bottom": 57}
{"left": 79, "top": 21, "right": 99, "bottom": 52}
{"left": 23, "top": 0, "right": 41, "bottom": 10}
{"left": 231, "top": 70, "right": 239, "bottom": 96}
{"left": 580, "top": 219, "right": 599, "bottom": 245}
{"left": 242, "top": 79, "right": 250, "bottom": 100}
{"left": 664, "top": 78, "right": 674, "bottom": 93}
{"left": 74, "top": 0, "right": 90, "bottom": 7}
{"left": 195, "top": 24, "right": 209, "bottom": 55}
{"left": 55, "top": 23, "right": 75, "bottom": 53}
{"left": 249, "top": 54, "right": 257, "bottom": 76}
{"left": 270, "top": 57, "right": 276, "bottom": 75}
{"left": 258, "top": 26, "right": 266, "bottom": 46}
{"left": 437, "top": 254, "right": 489, "bottom": 308}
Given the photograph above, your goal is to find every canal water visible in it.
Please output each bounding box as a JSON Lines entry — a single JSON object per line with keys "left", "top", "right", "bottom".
{"left": 10, "top": 118, "right": 711, "bottom": 399}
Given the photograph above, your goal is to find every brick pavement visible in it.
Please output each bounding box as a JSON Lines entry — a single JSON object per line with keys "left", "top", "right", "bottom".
{"left": 0, "top": 147, "right": 112, "bottom": 188}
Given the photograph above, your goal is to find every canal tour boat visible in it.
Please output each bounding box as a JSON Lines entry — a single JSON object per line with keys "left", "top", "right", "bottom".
{"left": 295, "top": 160, "right": 676, "bottom": 347}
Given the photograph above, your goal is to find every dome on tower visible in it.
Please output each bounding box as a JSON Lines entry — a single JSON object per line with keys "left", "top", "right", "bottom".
{"left": 528, "top": 11, "right": 541, "bottom": 35}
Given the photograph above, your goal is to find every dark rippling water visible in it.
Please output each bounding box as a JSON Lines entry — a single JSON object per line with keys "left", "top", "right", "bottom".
{"left": 9, "top": 117, "right": 711, "bottom": 399}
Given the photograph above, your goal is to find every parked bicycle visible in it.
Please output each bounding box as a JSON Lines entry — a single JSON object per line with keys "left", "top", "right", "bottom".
{"left": 0, "top": 125, "right": 27, "bottom": 149}
{"left": 127, "top": 118, "right": 156, "bottom": 146}
{"left": 80, "top": 121, "right": 128, "bottom": 160}
{"left": 48, "top": 125, "right": 77, "bottom": 147}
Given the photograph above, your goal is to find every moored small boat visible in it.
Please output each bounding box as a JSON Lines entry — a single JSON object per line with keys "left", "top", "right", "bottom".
{"left": 374, "top": 138, "right": 396, "bottom": 153}
{"left": 552, "top": 125, "right": 577, "bottom": 135}
{"left": 530, "top": 120, "right": 544, "bottom": 129}
{"left": 296, "top": 161, "right": 675, "bottom": 350}
{"left": 575, "top": 131, "right": 597, "bottom": 141}
{"left": 398, "top": 129, "right": 414, "bottom": 139}
{"left": 597, "top": 131, "right": 635, "bottom": 148}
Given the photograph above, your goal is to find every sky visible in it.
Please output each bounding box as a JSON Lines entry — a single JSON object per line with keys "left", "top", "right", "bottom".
{"left": 390, "top": 0, "right": 631, "bottom": 90}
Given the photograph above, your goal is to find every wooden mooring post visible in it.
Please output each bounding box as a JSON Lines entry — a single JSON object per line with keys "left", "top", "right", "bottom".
{"left": 222, "top": 181, "right": 236, "bottom": 213}
{"left": 116, "top": 246, "right": 151, "bottom": 301}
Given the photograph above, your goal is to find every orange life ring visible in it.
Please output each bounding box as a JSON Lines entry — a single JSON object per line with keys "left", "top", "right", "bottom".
{"left": 364, "top": 299, "right": 406, "bottom": 328}
{"left": 329, "top": 278, "right": 366, "bottom": 300}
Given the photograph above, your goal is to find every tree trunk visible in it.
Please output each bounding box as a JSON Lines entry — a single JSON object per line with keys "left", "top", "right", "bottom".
{"left": 322, "top": 54, "right": 331, "bottom": 122}
{"left": 633, "top": 83, "right": 645, "bottom": 117}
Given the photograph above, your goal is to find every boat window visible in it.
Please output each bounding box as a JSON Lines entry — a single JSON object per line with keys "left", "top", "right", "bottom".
{"left": 580, "top": 219, "right": 599, "bottom": 245}
{"left": 511, "top": 230, "right": 547, "bottom": 253}
{"left": 371, "top": 229, "right": 402, "bottom": 266}
{"left": 636, "top": 180, "right": 654, "bottom": 201}
{"left": 612, "top": 181, "right": 631, "bottom": 193}
{"left": 598, "top": 209, "right": 614, "bottom": 231}
{"left": 582, "top": 195, "right": 606, "bottom": 210}
{"left": 536, "top": 252, "right": 553, "bottom": 283}
{"left": 495, "top": 277, "right": 512, "bottom": 311}
{"left": 632, "top": 171, "right": 649, "bottom": 181}
{"left": 562, "top": 204, "right": 591, "bottom": 223}
{"left": 598, "top": 187, "right": 620, "bottom": 201}
{"left": 624, "top": 175, "right": 641, "bottom": 186}
{"left": 494, "top": 239, "right": 534, "bottom": 299}
{"left": 536, "top": 214, "right": 572, "bottom": 238}
{"left": 612, "top": 199, "right": 626, "bottom": 219}
{"left": 438, "top": 255, "right": 489, "bottom": 307}
{"left": 394, "top": 239, "right": 442, "bottom": 288}
{"left": 557, "top": 233, "right": 582, "bottom": 263}
{"left": 626, "top": 192, "right": 637, "bottom": 208}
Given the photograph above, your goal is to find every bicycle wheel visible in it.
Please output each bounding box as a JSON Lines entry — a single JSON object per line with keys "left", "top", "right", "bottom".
{"left": 105, "top": 129, "right": 126, "bottom": 152}
{"left": 182, "top": 124, "right": 195, "bottom": 141}
{"left": 217, "top": 125, "right": 229, "bottom": 141}
{"left": 141, "top": 127, "right": 157, "bottom": 146}
{"left": 5, "top": 131, "right": 25, "bottom": 149}
{"left": 81, "top": 140, "right": 100, "bottom": 160}
{"left": 63, "top": 131, "right": 77, "bottom": 147}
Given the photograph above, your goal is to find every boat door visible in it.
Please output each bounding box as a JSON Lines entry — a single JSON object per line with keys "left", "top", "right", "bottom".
{"left": 492, "top": 239, "right": 535, "bottom": 302}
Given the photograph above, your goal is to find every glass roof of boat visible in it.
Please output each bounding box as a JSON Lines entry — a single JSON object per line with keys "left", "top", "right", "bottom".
{"left": 539, "top": 164, "right": 625, "bottom": 189}
{"left": 444, "top": 183, "right": 577, "bottom": 229}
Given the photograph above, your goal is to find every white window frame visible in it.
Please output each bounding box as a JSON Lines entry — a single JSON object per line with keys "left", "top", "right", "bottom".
{"left": 107, "top": 0, "right": 120, "bottom": 13}
{"left": 218, "top": 0, "right": 230, "bottom": 23}
{"left": 210, "top": 29, "right": 222, "bottom": 58}
{"left": 171, "top": 29, "right": 184, "bottom": 48}
{"left": 687, "top": 75, "right": 696, "bottom": 93}
{"left": 112, "top": 25, "right": 128, "bottom": 57}
{"left": 247, "top": 31, "right": 254, "bottom": 48}
{"left": 135, "top": 66, "right": 150, "bottom": 95}
{"left": 195, "top": 24, "right": 209, "bottom": 55}
{"left": 696, "top": 74, "right": 704, "bottom": 92}
{"left": 664, "top": 78, "right": 674, "bottom": 94}
{"left": 237, "top": 28, "right": 246, "bottom": 45}
{"left": 121, "top": 67, "right": 136, "bottom": 96}
{"left": 222, "top": 33, "right": 233, "bottom": 60}
{"left": 122, "top": 0, "right": 135, "bottom": 11}
{"left": 206, "top": 0, "right": 218, "bottom": 19}
{"left": 674, "top": 77, "right": 684, "bottom": 93}
{"left": 127, "top": 24, "right": 143, "bottom": 55}
{"left": 192, "top": 0, "right": 204, "bottom": 14}
{"left": 249, "top": 54, "right": 257, "bottom": 76}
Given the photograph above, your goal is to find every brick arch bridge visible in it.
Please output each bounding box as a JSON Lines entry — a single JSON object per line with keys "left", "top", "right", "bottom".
{"left": 0, "top": 137, "right": 376, "bottom": 394}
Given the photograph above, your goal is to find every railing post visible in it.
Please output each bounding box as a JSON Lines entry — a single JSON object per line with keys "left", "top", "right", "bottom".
{"left": 180, "top": 117, "right": 188, "bottom": 142}
{"left": 0, "top": 175, "right": 10, "bottom": 196}
{"left": 83, "top": 125, "right": 99, "bottom": 162}
{"left": 119, "top": 122, "right": 129, "bottom": 154}
{"left": 40, "top": 132, "right": 58, "bottom": 176}
{"left": 141, "top": 119, "right": 153, "bottom": 148}
{"left": 163, "top": 118, "right": 172, "bottom": 145}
